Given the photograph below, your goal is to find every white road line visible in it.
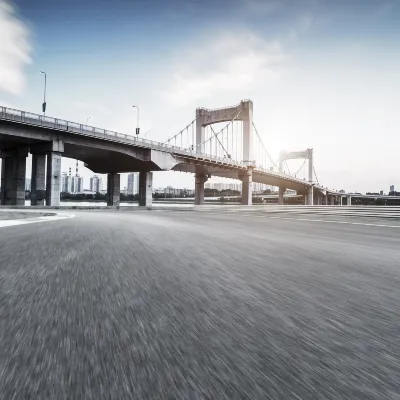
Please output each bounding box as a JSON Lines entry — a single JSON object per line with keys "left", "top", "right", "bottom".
{"left": 265, "top": 216, "right": 400, "bottom": 228}
{"left": 195, "top": 211, "right": 400, "bottom": 228}
{"left": 0, "top": 213, "right": 75, "bottom": 229}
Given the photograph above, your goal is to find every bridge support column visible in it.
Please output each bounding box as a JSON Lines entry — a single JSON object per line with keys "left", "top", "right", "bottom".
{"left": 307, "top": 187, "right": 314, "bottom": 205}
{"left": 107, "top": 173, "right": 120, "bottom": 207}
{"left": 278, "top": 187, "right": 285, "bottom": 205}
{"left": 240, "top": 170, "right": 253, "bottom": 206}
{"left": 31, "top": 153, "right": 46, "bottom": 206}
{"left": 0, "top": 148, "right": 27, "bottom": 205}
{"left": 340, "top": 196, "right": 343, "bottom": 206}
{"left": 46, "top": 152, "right": 62, "bottom": 206}
{"left": 195, "top": 173, "right": 208, "bottom": 205}
{"left": 347, "top": 195, "right": 352, "bottom": 206}
{"left": 139, "top": 172, "right": 153, "bottom": 207}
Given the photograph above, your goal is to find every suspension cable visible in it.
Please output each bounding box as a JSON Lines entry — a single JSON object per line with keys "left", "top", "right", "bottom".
{"left": 209, "top": 125, "right": 229, "bottom": 156}
{"left": 293, "top": 158, "right": 306, "bottom": 176}
{"left": 284, "top": 160, "right": 291, "bottom": 175}
{"left": 313, "top": 166, "right": 320, "bottom": 185}
{"left": 163, "top": 116, "right": 199, "bottom": 145}
{"left": 252, "top": 121, "right": 279, "bottom": 169}
{"left": 191, "top": 105, "right": 243, "bottom": 151}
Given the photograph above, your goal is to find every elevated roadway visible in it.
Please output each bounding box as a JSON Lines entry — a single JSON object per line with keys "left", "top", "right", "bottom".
{"left": 0, "top": 106, "right": 341, "bottom": 207}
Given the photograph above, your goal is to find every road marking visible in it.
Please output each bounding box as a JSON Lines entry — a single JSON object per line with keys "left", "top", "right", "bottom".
{"left": 0, "top": 213, "right": 75, "bottom": 229}
{"left": 193, "top": 211, "right": 400, "bottom": 228}
{"left": 266, "top": 216, "right": 400, "bottom": 228}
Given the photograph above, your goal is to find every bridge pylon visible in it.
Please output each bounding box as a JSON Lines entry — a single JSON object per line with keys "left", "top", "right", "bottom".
{"left": 195, "top": 100, "right": 255, "bottom": 205}
{"left": 279, "top": 148, "right": 314, "bottom": 205}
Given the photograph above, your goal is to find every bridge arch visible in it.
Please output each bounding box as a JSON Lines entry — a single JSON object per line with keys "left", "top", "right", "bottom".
{"left": 196, "top": 100, "right": 253, "bottom": 165}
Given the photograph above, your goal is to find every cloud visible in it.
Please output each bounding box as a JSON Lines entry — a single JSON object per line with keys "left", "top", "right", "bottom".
{"left": 0, "top": 0, "right": 31, "bottom": 95}
{"left": 164, "top": 31, "right": 286, "bottom": 107}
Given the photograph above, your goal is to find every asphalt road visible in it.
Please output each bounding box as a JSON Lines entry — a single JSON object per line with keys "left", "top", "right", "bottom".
{"left": 0, "top": 209, "right": 399, "bottom": 399}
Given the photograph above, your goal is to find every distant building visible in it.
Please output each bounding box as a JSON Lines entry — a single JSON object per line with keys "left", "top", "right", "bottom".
{"left": 380, "top": 190, "right": 384, "bottom": 195}
{"left": 90, "top": 175, "right": 102, "bottom": 193}
{"left": 61, "top": 171, "right": 73, "bottom": 193}
{"left": 205, "top": 182, "right": 242, "bottom": 192}
{"left": 390, "top": 185, "right": 395, "bottom": 193}
{"left": 71, "top": 176, "right": 84, "bottom": 193}
{"left": 127, "top": 173, "right": 139, "bottom": 195}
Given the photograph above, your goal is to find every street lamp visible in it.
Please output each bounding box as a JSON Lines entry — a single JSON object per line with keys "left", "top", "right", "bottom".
{"left": 132, "top": 105, "right": 140, "bottom": 136}
{"left": 40, "top": 71, "right": 47, "bottom": 116}
{"left": 86, "top": 116, "right": 92, "bottom": 126}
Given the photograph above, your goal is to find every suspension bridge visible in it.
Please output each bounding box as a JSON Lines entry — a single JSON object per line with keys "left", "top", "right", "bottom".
{"left": 0, "top": 100, "right": 345, "bottom": 207}
{"left": 163, "top": 99, "right": 341, "bottom": 206}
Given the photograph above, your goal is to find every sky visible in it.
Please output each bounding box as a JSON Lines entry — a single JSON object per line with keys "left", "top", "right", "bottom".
{"left": 0, "top": 0, "right": 399, "bottom": 192}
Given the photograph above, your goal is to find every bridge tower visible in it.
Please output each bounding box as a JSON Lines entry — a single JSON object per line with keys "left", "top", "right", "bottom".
{"left": 279, "top": 148, "right": 314, "bottom": 205}
{"left": 195, "top": 100, "right": 254, "bottom": 205}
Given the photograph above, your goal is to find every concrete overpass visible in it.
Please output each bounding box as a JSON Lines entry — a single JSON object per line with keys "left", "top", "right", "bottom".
{"left": 0, "top": 103, "right": 343, "bottom": 207}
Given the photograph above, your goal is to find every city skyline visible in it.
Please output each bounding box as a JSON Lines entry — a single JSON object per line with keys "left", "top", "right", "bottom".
{"left": 0, "top": 0, "right": 399, "bottom": 192}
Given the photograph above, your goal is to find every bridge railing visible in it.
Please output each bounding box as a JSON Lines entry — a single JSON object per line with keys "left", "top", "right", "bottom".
{"left": 0, "top": 105, "right": 245, "bottom": 166}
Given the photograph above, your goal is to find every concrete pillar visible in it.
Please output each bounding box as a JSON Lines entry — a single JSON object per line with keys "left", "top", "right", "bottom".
{"left": 278, "top": 187, "right": 285, "bottom": 205}
{"left": 46, "top": 152, "right": 62, "bottom": 206}
{"left": 308, "top": 148, "right": 313, "bottom": 183}
{"left": 0, "top": 149, "right": 27, "bottom": 205}
{"left": 107, "top": 173, "right": 120, "bottom": 207}
{"left": 347, "top": 195, "right": 352, "bottom": 206}
{"left": 139, "top": 171, "right": 153, "bottom": 207}
{"left": 240, "top": 169, "right": 253, "bottom": 206}
{"left": 31, "top": 153, "right": 46, "bottom": 206}
{"left": 304, "top": 194, "right": 308, "bottom": 205}
{"left": 195, "top": 173, "right": 208, "bottom": 205}
{"left": 307, "top": 186, "right": 314, "bottom": 205}
{"left": 242, "top": 100, "right": 253, "bottom": 164}
{"left": 195, "top": 120, "right": 205, "bottom": 154}
{"left": 0, "top": 159, "right": 3, "bottom": 204}
{"left": 340, "top": 196, "right": 343, "bottom": 206}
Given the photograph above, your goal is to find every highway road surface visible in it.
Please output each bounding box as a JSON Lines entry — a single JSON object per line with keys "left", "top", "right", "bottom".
{"left": 0, "top": 208, "right": 399, "bottom": 399}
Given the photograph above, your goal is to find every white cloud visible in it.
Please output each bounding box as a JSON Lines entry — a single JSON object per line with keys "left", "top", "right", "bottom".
{"left": 164, "top": 31, "right": 286, "bottom": 107}
{"left": 0, "top": 0, "right": 31, "bottom": 95}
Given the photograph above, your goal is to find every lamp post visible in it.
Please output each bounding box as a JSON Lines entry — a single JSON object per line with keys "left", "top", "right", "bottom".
{"left": 40, "top": 71, "right": 47, "bottom": 116}
{"left": 86, "top": 116, "right": 92, "bottom": 126}
{"left": 132, "top": 105, "right": 140, "bottom": 136}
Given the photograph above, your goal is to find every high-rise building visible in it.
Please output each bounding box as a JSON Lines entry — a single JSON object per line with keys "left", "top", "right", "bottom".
{"left": 90, "top": 175, "right": 102, "bottom": 193}
{"left": 62, "top": 161, "right": 84, "bottom": 194}
{"left": 127, "top": 172, "right": 139, "bottom": 195}
{"left": 61, "top": 170, "right": 73, "bottom": 193}
{"left": 390, "top": 185, "right": 395, "bottom": 193}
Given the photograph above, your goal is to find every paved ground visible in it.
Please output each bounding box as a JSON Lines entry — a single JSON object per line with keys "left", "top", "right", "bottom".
{"left": 0, "top": 209, "right": 399, "bottom": 399}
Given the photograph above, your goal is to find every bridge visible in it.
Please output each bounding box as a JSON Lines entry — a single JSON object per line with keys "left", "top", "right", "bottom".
{"left": 0, "top": 100, "right": 345, "bottom": 207}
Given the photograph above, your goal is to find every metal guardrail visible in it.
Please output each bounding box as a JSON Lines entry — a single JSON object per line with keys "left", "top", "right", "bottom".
{"left": 0, "top": 105, "right": 337, "bottom": 191}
